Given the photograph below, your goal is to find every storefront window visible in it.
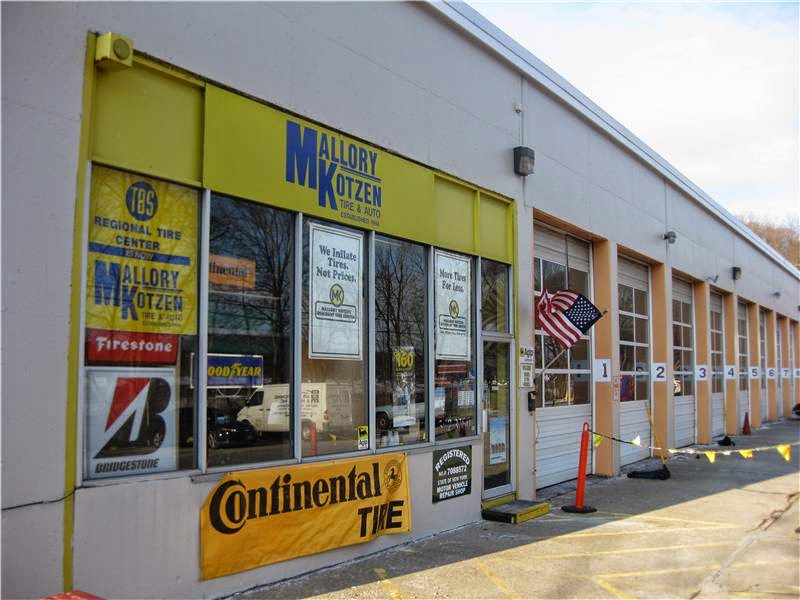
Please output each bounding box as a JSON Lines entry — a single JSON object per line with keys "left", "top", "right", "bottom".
{"left": 302, "top": 220, "right": 367, "bottom": 456}
{"left": 207, "top": 195, "right": 293, "bottom": 466}
{"left": 375, "top": 236, "right": 427, "bottom": 447}
{"left": 481, "top": 259, "right": 509, "bottom": 333}
{"left": 83, "top": 166, "right": 199, "bottom": 479}
{"left": 619, "top": 282, "right": 649, "bottom": 402}
{"left": 434, "top": 250, "right": 476, "bottom": 439}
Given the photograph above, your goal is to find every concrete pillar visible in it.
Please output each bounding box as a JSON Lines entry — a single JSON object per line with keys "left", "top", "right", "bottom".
{"left": 517, "top": 201, "right": 535, "bottom": 501}
{"left": 651, "top": 263, "right": 671, "bottom": 453}
{"left": 693, "top": 281, "right": 712, "bottom": 443}
{"left": 778, "top": 316, "right": 790, "bottom": 418}
{"left": 722, "top": 293, "right": 739, "bottom": 435}
{"left": 592, "top": 240, "right": 619, "bottom": 476}
{"left": 766, "top": 310, "right": 778, "bottom": 422}
{"left": 747, "top": 303, "right": 762, "bottom": 427}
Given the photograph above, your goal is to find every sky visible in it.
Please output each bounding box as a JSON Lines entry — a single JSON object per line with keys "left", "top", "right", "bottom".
{"left": 469, "top": 1, "right": 799, "bottom": 223}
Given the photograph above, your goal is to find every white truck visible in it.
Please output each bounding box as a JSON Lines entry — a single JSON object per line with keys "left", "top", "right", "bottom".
{"left": 237, "top": 383, "right": 354, "bottom": 439}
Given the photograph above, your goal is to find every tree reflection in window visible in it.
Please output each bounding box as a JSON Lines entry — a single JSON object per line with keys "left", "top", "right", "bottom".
{"left": 207, "top": 195, "right": 293, "bottom": 467}
{"left": 375, "top": 236, "right": 427, "bottom": 446}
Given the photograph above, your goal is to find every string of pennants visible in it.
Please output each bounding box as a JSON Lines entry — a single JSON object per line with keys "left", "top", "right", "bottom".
{"left": 589, "top": 430, "right": 798, "bottom": 463}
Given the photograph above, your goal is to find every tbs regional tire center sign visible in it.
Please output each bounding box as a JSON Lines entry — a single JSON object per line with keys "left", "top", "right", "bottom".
{"left": 84, "top": 166, "right": 198, "bottom": 479}
{"left": 200, "top": 453, "right": 410, "bottom": 579}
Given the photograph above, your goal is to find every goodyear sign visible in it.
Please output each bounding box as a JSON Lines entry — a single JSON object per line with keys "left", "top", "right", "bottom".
{"left": 207, "top": 354, "right": 263, "bottom": 387}
{"left": 200, "top": 453, "right": 410, "bottom": 579}
{"left": 86, "top": 166, "right": 198, "bottom": 335}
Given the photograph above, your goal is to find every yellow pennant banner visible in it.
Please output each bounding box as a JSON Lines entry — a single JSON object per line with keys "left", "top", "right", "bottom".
{"left": 200, "top": 453, "right": 411, "bottom": 580}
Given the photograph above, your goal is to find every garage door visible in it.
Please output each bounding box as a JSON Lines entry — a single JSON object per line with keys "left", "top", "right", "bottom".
{"left": 533, "top": 224, "right": 594, "bottom": 489}
{"left": 672, "top": 278, "right": 695, "bottom": 448}
{"left": 737, "top": 303, "right": 750, "bottom": 430}
{"left": 618, "top": 257, "right": 650, "bottom": 466}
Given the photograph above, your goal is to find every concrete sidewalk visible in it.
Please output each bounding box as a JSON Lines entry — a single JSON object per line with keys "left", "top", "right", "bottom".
{"left": 235, "top": 419, "right": 800, "bottom": 599}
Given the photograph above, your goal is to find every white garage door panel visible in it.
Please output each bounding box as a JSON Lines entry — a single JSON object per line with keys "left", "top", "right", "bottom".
{"left": 535, "top": 404, "right": 592, "bottom": 489}
{"left": 711, "top": 393, "right": 725, "bottom": 437}
{"left": 760, "top": 387, "right": 768, "bottom": 422}
{"left": 738, "top": 391, "right": 749, "bottom": 429}
{"left": 673, "top": 396, "right": 695, "bottom": 447}
{"left": 620, "top": 400, "right": 650, "bottom": 465}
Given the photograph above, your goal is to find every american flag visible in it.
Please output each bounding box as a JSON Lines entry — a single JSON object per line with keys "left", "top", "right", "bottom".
{"left": 536, "top": 289, "right": 602, "bottom": 349}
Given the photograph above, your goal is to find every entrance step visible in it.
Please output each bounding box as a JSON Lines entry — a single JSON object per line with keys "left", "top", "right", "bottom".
{"left": 482, "top": 500, "right": 551, "bottom": 524}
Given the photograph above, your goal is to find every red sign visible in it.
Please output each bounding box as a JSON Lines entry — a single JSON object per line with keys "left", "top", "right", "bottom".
{"left": 45, "top": 592, "right": 105, "bottom": 600}
{"left": 86, "top": 328, "right": 178, "bottom": 365}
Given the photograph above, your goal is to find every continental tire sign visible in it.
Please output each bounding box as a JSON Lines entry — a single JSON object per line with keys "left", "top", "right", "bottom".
{"left": 200, "top": 453, "right": 410, "bottom": 579}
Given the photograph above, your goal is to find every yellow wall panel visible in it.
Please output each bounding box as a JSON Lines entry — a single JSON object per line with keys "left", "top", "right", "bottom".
{"left": 204, "top": 86, "right": 442, "bottom": 248}
{"left": 432, "top": 177, "right": 475, "bottom": 255}
{"left": 480, "top": 193, "right": 511, "bottom": 263}
{"left": 92, "top": 63, "right": 203, "bottom": 185}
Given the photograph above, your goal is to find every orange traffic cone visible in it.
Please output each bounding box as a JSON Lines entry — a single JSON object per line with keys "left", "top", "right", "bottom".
{"left": 742, "top": 411, "right": 752, "bottom": 435}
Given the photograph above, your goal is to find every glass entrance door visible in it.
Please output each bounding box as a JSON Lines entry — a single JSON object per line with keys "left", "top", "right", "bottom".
{"left": 483, "top": 340, "right": 512, "bottom": 494}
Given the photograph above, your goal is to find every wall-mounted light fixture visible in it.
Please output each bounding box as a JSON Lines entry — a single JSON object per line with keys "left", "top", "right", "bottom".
{"left": 772, "top": 291, "right": 781, "bottom": 298}
{"left": 513, "top": 146, "right": 535, "bottom": 176}
{"left": 95, "top": 32, "right": 134, "bottom": 70}
{"left": 662, "top": 231, "right": 677, "bottom": 244}
{"left": 732, "top": 266, "right": 742, "bottom": 281}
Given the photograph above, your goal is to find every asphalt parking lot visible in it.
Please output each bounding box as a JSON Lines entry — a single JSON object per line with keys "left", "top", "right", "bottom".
{"left": 234, "top": 418, "right": 799, "bottom": 599}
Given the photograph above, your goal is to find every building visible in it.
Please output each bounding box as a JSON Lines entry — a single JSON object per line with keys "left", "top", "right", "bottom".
{"left": 2, "top": 2, "right": 798, "bottom": 598}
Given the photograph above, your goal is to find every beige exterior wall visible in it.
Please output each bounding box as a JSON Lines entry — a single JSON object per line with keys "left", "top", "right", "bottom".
{"left": 592, "top": 240, "right": 619, "bottom": 476}
{"left": 778, "top": 317, "right": 790, "bottom": 418}
{"left": 766, "top": 311, "right": 778, "bottom": 421}
{"left": 694, "top": 282, "right": 712, "bottom": 443}
{"left": 723, "top": 293, "right": 740, "bottom": 434}
{"left": 651, "top": 263, "right": 671, "bottom": 453}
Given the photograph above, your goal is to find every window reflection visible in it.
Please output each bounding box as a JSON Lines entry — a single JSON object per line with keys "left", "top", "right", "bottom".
{"left": 375, "top": 236, "right": 427, "bottom": 447}
{"left": 207, "top": 195, "right": 293, "bottom": 467}
{"left": 481, "top": 259, "right": 509, "bottom": 332}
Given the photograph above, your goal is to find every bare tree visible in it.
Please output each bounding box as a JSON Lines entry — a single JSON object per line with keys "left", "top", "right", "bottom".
{"left": 738, "top": 213, "right": 800, "bottom": 267}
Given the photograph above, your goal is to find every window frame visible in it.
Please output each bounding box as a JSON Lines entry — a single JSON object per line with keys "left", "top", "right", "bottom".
{"left": 618, "top": 280, "right": 650, "bottom": 403}
{"left": 79, "top": 169, "right": 496, "bottom": 484}
{"left": 671, "top": 283, "right": 694, "bottom": 398}
{"left": 737, "top": 303, "right": 749, "bottom": 392}
{"left": 532, "top": 229, "right": 594, "bottom": 409}
{"left": 710, "top": 293, "right": 725, "bottom": 395}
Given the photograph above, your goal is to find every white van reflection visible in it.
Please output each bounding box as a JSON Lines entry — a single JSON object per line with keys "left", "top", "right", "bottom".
{"left": 237, "top": 383, "right": 353, "bottom": 440}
